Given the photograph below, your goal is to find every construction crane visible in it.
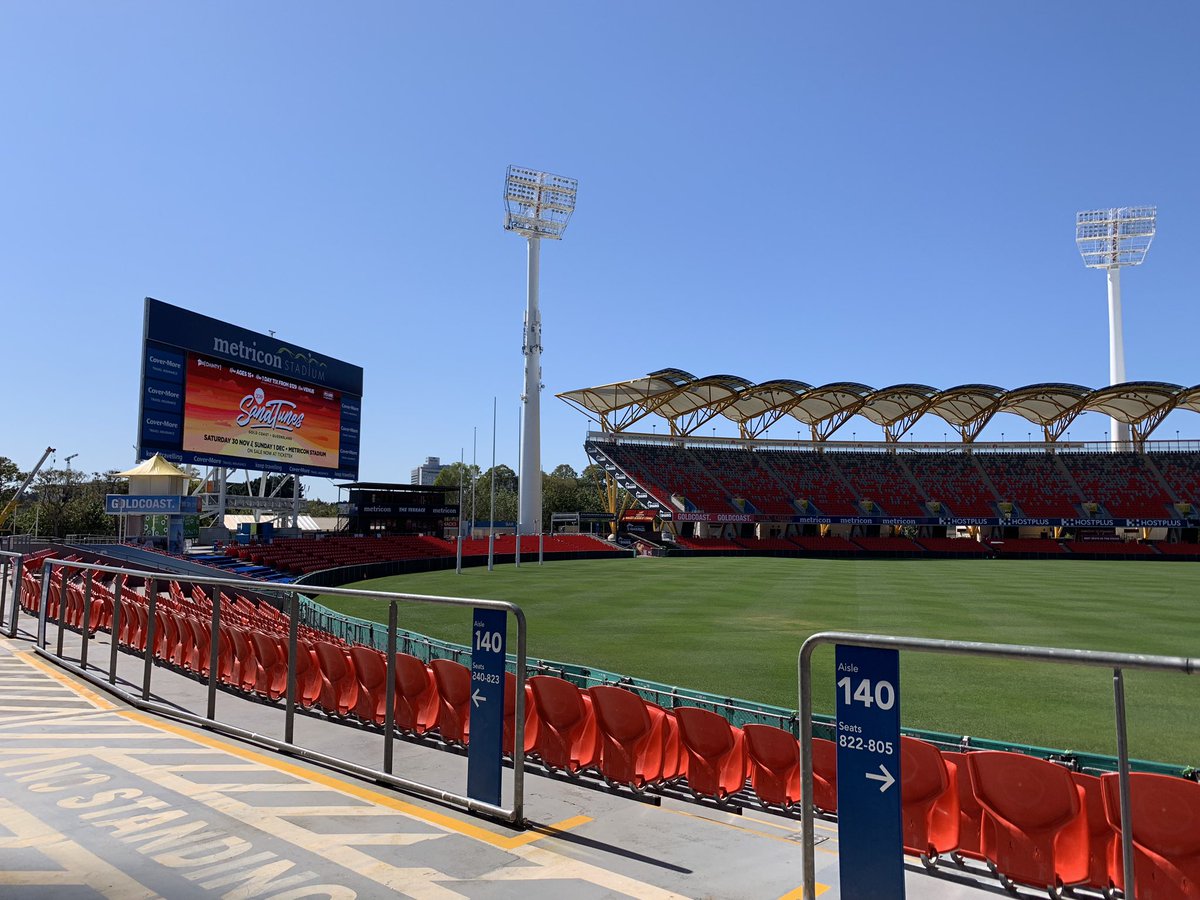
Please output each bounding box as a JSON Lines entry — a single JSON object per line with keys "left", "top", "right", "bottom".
{"left": 0, "top": 447, "right": 55, "bottom": 531}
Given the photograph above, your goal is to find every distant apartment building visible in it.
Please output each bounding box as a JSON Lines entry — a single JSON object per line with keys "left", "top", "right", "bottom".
{"left": 411, "top": 456, "right": 445, "bottom": 486}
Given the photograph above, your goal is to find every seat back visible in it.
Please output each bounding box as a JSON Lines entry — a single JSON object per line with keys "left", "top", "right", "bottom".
{"left": 527, "top": 675, "right": 599, "bottom": 772}
{"left": 348, "top": 646, "right": 388, "bottom": 723}
{"left": 900, "top": 736, "right": 959, "bottom": 857}
{"left": 674, "top": 706, "right": 747, "bottom": 800}
{"left": 743, "top": 723, "right": 801, "bottom": 808}
{"left": 812, "top": 737, "right": 839, "bottom": 812}
{"left": 392, "top": 652, "right": 438, "bottom": 734}
{"left": 1072, "top": 772, "right": 1116, "bottom": 892}
{"left": 430, "top": 658, "right": 472, "bottom": 744}
{"left": 587, "top": 686, "right": 658, "bottom": 788}
{"left": 942, "top": 751, "right": 988, "bottom": 861}
{"left": 967, "top": 751, "right": 1087, "bottom": 888}
{"left": 1101, "top": 771, "right": 1200, "bottom": 897}
{"left": 314, "top": 640, "right": 358, "bottom": 716}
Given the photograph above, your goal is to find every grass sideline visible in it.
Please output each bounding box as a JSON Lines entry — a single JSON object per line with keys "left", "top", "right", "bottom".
{"left": 317, "top": 556, "right": 1200, "bottom": 766}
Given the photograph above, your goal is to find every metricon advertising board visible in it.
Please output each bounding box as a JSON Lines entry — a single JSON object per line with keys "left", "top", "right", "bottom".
{"left": 137, "top": 298, "right": 363, "bottom": 480}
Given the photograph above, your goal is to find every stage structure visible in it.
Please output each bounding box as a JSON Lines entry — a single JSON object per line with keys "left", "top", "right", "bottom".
{"left": 1076, "top": 207, "right": 1157, "bottom": 448}
{"left": 136, "top": 298, "right": 363, "bottom": 534}
{"left": 503, "top": 166, "right": 578, "bottom": 536}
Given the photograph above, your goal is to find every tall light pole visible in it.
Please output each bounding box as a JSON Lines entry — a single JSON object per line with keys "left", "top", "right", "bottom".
{"left": 504, "top": 165, "right": 578, "bottom": 536}
{"left": 1076, "top": 206, "right": 1156, "bottom": 448}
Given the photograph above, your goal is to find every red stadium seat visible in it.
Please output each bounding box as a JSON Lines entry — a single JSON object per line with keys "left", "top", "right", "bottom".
{"left": 314, "top": 640, "right": 358, "bottom": 716}
{"left": 743, "top": 723, "right": 801, "bottom": 809}
{"left": 1072, "top": 772, "right": 1116, "bottom": 894}
{"left": 430, "top": 658, "right": 472, "bottom": 746}
{"left": 812, "top": 737, "right": 838, "bottom": 813}
{"left": 348, "top": 646, "right": 388, "bottom": 724}
{"left": 587, "top": 685, "right": 665, "bottom": 790}
{"left": 941, "top": 751, "right": 989, "bottom": 865}
{"left": 527, "top": 675, "right": 600, "bottom": 775}
{"left": 249, "top": 631, "right": 288, "bottom": 700}
{"left": 503, "top": 673, "right": 539, "bottom": 758}
{"left": 391, "top": 652, "right": 440, "bottom": 735}
{"left": 900, "top": 737, "right": 960, "bottom": 866}
{"left": 966, "top": 751, "right": 1089, "bottom": 893}
{"left": 1101, "top": 771, "right": 1200, "bottom": 900}
{"left": 647, "top": 701, "right": 687, "bottom": 782}
{"left": 673, "top": 706, "right": 748, "bottom": 802}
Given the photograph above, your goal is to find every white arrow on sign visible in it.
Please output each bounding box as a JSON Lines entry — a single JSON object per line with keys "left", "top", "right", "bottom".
{"left": 865, "top": 764, "right": 895, "bottom": 793}
{"left": 471, "top": 689, "right": 486, "bottom": 708}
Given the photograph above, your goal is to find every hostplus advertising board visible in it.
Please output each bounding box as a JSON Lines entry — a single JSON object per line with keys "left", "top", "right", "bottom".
{"left": 138, "top": 298, "right": 363, "bottom": 479}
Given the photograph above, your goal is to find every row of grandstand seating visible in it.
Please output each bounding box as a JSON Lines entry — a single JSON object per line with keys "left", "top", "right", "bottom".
{"left": 599, "top": 444, "right": 1200, "bottom": 520}
{"left": 217, "top": 533, "right": 620, "bottom": 579}
{"left": 17, "top": 553, "right": 1200, "bottom": 898}
{"left": 671, "top": 535, "right": 1194, "bottom": 557}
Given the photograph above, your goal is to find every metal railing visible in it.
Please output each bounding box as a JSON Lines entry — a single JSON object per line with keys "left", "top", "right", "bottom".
{"left": 797, "top": 632, "right": 1199, "bottom": 900}
{"left": 1, "top": 549, "right": 25, "bottom": 637}
{"left": 32, "top": 558, "right": 530, "bottom": 826}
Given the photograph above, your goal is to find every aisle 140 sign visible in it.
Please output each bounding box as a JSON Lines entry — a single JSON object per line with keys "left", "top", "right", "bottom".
{"left": 834, "top": 643, "right": 904, "bottom": 899}
{"left": 466, "top": 608, "right": 507, "bottom": 806}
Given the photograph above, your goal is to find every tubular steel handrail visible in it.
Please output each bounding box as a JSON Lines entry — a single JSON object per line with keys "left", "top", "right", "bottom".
{"left": 1, "top": 549, "right": 24, "bottom": 638}
{"left": 33, "top": 558, "right": 529, "bottom": 826}
{"left": 797, "top": 631, "right": 1198, "bottom": 900}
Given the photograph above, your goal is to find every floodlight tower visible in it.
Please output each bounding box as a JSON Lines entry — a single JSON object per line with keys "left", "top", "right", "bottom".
{"left": 503, "top": 165, "right": 578, "bottom": 536}
{"left": 1076, "top": 206, "right": 1157, "bottom": 448}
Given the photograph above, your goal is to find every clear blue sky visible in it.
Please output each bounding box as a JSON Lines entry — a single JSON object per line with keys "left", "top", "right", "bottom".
{"left": 3, "top": 3, "right": 1198, "bottom": 499}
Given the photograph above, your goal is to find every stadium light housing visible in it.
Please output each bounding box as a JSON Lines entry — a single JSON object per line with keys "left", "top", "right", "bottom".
{"left": 504, "top": 165, "right": 578, "bottom": 537}
{"left": 504, "top": 166, "right": 578, "bottom": 239}
{"left": 1075, "top": 206, "right": 1157, "bottom": 450}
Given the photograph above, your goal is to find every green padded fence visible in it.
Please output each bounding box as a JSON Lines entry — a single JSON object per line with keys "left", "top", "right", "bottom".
{"left": 298, "top": 597, "right": 1195, "bottom": 780}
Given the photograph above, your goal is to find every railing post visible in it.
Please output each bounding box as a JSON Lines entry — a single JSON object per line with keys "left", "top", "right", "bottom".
{"left": 37, "top": 560, "right": 51, "bottom": 649}
{"left": 142, "top": 579, "right": 158, "bottom": 701}
{"left": 0, "top": 558, "right": 9, "bottom": 636}
{"left": 1113, "top": 667, "right": 1137, "bottom": 898}
{"left": 384, "top": 601, "right": 397, "bottom": 774}
{"left": 207, "top": 584, "right": 220, "bottom": 720}
{"left": 80, "top": 571, "right": 93, "bottom": 669}
{"left": 284, "top": 591, "right": 299, "bottom": 745}
{"left": 109, "top": 574, "right": 124, "bottom": 684}
{"left": 55, "top": 566, "right": 67, "bottom": 658}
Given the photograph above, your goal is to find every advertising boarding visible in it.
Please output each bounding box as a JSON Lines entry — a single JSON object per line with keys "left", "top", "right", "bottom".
{"left": 137, "top": 298, "right": 363, "bottom": 480}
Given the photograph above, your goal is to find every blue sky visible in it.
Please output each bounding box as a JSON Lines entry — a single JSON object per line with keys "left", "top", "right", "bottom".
{"left": 2, "top": 3, "right": 1198, "bottom": 498}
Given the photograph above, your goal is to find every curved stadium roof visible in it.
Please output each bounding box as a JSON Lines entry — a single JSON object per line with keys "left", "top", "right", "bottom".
{"left": 558, "top": 370, "right": 1193, "bottom": 446}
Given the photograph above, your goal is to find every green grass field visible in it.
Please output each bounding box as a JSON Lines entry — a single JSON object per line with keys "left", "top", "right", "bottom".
{"left": 316, "top": 557, "right": 1200, "bottom": 766}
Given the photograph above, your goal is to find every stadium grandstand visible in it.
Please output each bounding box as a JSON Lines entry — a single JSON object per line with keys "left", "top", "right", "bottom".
{"left": 559, "top": 370, "right": 1200, "bottom": 558}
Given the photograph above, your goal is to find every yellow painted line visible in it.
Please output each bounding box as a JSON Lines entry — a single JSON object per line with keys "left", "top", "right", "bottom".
{"left": 18, "top": 653, "right": 116, "bottom": 711}
{"left": 777, "top": 884, "right": 830, "bottom": 899}
{"left": 117, "top": 709, "right": 588, "bottom": 851}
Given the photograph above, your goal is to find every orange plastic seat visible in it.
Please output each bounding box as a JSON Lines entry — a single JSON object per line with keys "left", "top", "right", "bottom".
{"left": 172, "top": 612, "right": 197, "bottom": 669}
{"left": 811, "top": 737, "right": 838, "bottom": 813}
{"left": 294, "top": 640, "right": 324, "bottom": 708}
{"left": 314, "top": 641, "right": 358, "bottom": 716}
{"left": 347, "top": 646, "right": 388, "bottom": 724}
{"left": 1072, "top": 772, "right": 1116, "bottom": 893}
{"left": 588, "top": 685, "right": 664, "bottom": 790}
{"left": 229, "top": 626, "right": 261, "bottom": 692}
{"left": 1101, "top": 771, "right": 1200, "bottom": 900}
{"left": 900, "top": 736, "right": 960, "bottom": 864}
{"left": 527, "top": 675, "right": 600, "bottom": 774}
{"left": 503, "top": 673, "right": 539, "bottom": 757}
{"left": 673, "top": 706, "right": 748, "bottom": 801}
{"left": 392, "top": 652, "right": 439, "bottom": 735}
{"left": 942, "top": 750, "right": 990, "bottom": 864}
{"left": 966, "top": 751, "right": 1089, "bottom": 893}
{"left": 430, "top": 659, "right": 472, "bottom": 745}
{"left": 185, "top": 617, "right": 210, "bottom": 674}
{"left": 249, "top": 631, "right": 288, "bottom": 700}
{"left": 743, "top": 723, "right": 801, "bottom": 809}
{"left": 648, "top": 703, "right": 687, "bottom": 782}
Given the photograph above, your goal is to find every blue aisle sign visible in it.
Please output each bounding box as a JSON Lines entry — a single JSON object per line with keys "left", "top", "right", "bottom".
{"left": 466, "top": 607, "right": 507, "bottom": 805}
{"left": 835, "top": 644, "right": 904, "bottom": 899}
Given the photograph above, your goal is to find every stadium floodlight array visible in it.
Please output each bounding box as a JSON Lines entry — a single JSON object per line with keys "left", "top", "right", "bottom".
{"left": 1075, "top": 207, "right": 1157, "bottom": 448}
{"left": 504, "top": 165, "right": 578, "bottom": 536}
{"left": 504, "top": 166, "right": 578, "bottom": 239}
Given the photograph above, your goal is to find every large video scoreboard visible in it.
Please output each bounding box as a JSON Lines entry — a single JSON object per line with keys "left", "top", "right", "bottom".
{"left": 137, "top": 298, "right": 363, "bottom": 480}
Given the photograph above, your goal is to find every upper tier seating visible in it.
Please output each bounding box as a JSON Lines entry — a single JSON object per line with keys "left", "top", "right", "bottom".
{"left": 834, "top": 452, "right": 927, "bottom": 517}
{"left": 905, "top": 453, "right": 997, "bottom": 518}
{"left": 1148, "top": 451, "right": 1200, "bottom": 509}
{"left": 688, "top": 447, "right": 797, "bottom": 516}
{"left": 976, "top": 453, "right": 1080, "bottom": 518}
{"left": 1060, "top": 452, "right": 1176, "bottom": 519}
{"left": 604, "top": 443, "right": 733, "bottom": 512}
{"left": 758, "top": 450, "right": 861, "bottom": 516}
